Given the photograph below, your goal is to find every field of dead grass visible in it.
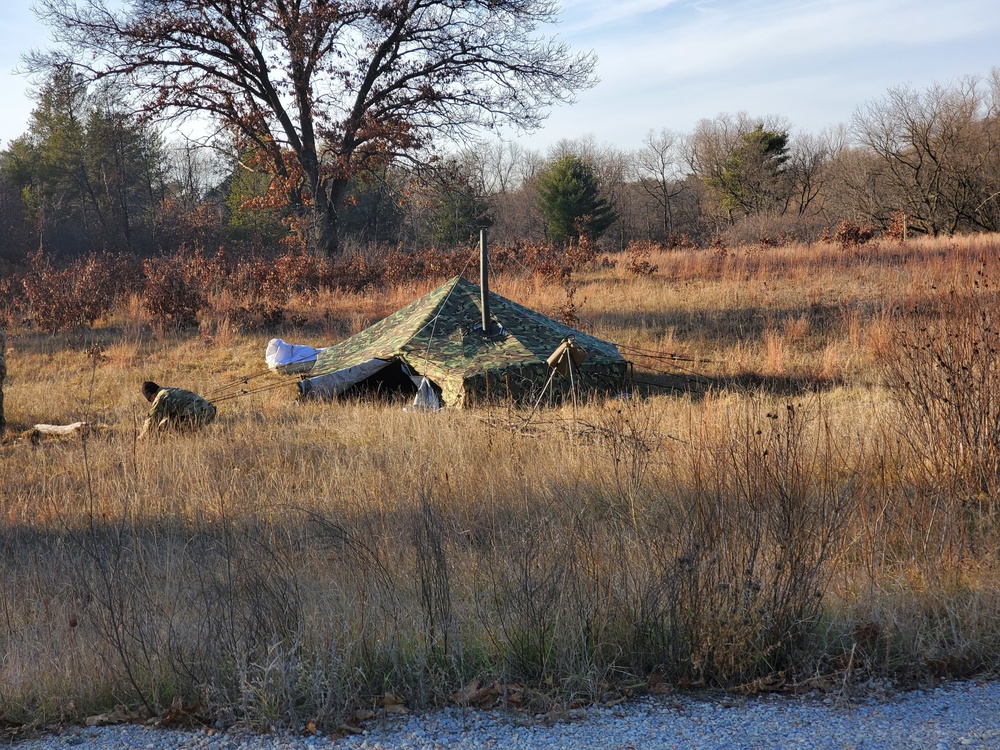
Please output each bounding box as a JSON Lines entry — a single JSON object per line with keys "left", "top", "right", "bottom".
{"left": 3, "top": 234, "right": 1000, "bottom": 732}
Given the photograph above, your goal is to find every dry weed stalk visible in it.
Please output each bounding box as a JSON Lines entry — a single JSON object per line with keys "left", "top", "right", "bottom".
{"left": 882, "top": 265, "right": 1000, "bottom": 568}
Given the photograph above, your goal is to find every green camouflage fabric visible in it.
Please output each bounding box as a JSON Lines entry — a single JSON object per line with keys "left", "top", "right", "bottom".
{"left": 310, "top": 276, "right": 628, "bottom": 407}
{"left": 140, "top": 386, "right": 217, "bottom": 437}
{"left": 0, "top": 327, "right": 5, "bottom": 434}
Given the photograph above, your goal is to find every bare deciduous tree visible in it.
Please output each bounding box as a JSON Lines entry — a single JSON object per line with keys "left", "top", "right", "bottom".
{"left": 29, "top": 0, "right": 596, "bottom": 255}
{"left": 635, "top": 128, "right": 687, "bottom": 241}
{"left": 783, "top": 127, "right": 844, "bottom": 218}
{"left": 852, "top": 73, "right": 1000, "bottom": 235}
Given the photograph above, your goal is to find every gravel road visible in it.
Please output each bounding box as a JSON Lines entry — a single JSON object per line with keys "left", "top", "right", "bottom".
{"left": 8, "top": 678, "right": 1000, "bottom": 749}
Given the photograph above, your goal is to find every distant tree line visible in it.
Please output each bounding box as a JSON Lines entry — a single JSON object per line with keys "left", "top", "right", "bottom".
{"left": 3, "top": 66, "right": 1000, "bottom": 269}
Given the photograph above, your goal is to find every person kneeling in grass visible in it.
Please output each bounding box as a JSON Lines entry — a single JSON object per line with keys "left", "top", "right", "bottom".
{"left": 140, "top": 380, "right": 217, "bottom": 437}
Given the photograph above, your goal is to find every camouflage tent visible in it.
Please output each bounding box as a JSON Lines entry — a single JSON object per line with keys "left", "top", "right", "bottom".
{"left": 301, "top": 276, "right": 627, "bottom": 407}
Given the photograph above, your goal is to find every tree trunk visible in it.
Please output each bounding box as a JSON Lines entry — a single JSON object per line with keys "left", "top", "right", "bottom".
{"left": 300, "top": 176, "right": 351, "bottom": 257}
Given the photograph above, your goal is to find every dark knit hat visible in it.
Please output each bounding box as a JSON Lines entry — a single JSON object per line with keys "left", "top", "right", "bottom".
{"left": 142, "top": 381, "right": 161, "bottom": 401}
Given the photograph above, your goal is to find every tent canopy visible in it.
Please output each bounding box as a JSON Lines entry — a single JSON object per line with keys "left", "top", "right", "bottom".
{"left": 305, "top": 276, "right": 627, "bottom": 407}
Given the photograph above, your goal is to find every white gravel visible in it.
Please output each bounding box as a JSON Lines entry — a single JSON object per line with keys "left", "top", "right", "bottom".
{"left": 9, "top": 679, "right": 1000, "bottom": 749}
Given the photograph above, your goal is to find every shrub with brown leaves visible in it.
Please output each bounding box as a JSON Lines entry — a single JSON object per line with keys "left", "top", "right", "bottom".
{"left": 623, "top": 240, "right": 660, "bottom": 277}
{"left": 142, "top": 254, "right": 206, "bottom": 329}
{"left": 832, "top": 221, "right": 877, "bottom": 249}
{"left": 21, "top": 251, "right": 142, "bottom": 332}
{"left": 883, "top": 211, "right": 909, "bottom": 242}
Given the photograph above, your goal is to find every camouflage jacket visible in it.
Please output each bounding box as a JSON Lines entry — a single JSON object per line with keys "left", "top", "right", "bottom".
{"left": 140, "top": 386, "right": 217, "bottom": 437}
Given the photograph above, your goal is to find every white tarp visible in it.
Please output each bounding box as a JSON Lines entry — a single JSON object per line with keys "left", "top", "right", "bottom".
{"left": 297, "top": 359, "right": 392, "bottom": 400}
{"left": 266, "top": 338, "right": 325, "bottom": 374}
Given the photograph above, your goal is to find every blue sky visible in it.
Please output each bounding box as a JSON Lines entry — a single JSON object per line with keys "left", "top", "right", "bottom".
{"left": 523, "top": 0, "right": 1000, "bottom": 150}
{"left": 2, "top": 0, "right": 999, "bottom": 153}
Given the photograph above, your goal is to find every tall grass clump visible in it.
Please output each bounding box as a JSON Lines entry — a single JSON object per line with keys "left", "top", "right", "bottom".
{"left": 658, "top": 397, "right": 854, "bottom": 685}
{"left": 828, "top": 259, "right": 1000, "bottom": 684}
{"left": 883, "top": 263, "right": 1000, "bottom": 560}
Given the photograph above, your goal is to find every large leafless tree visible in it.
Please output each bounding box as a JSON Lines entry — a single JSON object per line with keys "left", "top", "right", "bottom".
{"left": 634, "top": 128, "right": 686, "bottom": 240}
{"left": 28, "top": 0, "right": 595, "bottom": 255}
{"left": 852, "top": 73, "right": 1000, "bottom": 235}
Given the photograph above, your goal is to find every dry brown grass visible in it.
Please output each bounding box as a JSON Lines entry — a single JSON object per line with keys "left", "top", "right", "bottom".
{"left": 4, "top": 234, "right": 1000, "bottom": 730}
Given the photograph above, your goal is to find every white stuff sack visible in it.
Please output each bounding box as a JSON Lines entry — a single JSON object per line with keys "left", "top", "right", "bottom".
{"left": 265, "top": 338, "right": 324, "bottom": 374}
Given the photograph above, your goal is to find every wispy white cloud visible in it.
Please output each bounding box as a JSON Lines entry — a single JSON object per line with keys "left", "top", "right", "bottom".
{"left": 556, "top": 0, "right": 685, "bottom": 34}
{"left": 575, "top": 0, "right": 998, "bottom": 84}
{"left": 517, "top": 0, "right": 1000, "bottom": 151}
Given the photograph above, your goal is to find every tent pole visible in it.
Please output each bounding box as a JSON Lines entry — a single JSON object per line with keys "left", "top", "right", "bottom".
{"left": 480, "top": 228, "right": 491, "bottom": 335}
{"left": 523, "top": 365, "right": 560, "bottom": 432}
